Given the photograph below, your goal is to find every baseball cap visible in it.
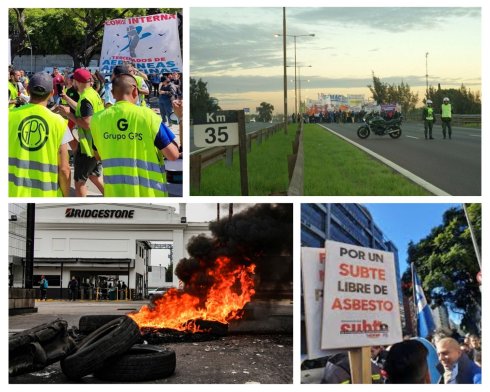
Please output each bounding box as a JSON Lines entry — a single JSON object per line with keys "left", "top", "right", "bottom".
{"left": 28, "top": 72, "right": 54, "bottom": 96}
{"left": 73, "top": 68, "right": 92, "bottom": 83}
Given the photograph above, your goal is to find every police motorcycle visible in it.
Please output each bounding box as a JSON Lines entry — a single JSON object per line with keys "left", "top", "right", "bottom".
{"left": 357, "top": 111, "right": 403, "bottom": 139}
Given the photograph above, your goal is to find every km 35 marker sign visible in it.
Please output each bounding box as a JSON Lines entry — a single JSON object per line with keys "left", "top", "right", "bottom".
{"left": 193, "top": 111, "right": 240, "bottom": 147}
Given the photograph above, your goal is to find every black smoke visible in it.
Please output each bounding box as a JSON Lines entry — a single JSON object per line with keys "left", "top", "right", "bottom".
{"left": 175, "top": 204, "right": 293, "bottom": 298}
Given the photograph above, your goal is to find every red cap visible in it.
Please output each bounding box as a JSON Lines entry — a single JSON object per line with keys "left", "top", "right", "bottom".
{"left": 73, "top": 69, "right": 92, "bottom": 83}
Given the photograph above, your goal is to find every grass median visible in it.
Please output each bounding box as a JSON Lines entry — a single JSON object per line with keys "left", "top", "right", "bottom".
{"left": 191, "top": 124, "right": 298, "bottom": 195}
{"left": 303, "top": 124, "right": 432, "bottom": 195}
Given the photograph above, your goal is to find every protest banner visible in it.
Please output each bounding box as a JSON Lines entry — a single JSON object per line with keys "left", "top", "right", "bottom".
{"left": 99, "top": 13, "right": 182, "bottom": 75}
{"left": 321, "top": 240, "right": 402, "bottom": 350}
{"left": 301, "top": 247, "right": 344, "bottom": 360}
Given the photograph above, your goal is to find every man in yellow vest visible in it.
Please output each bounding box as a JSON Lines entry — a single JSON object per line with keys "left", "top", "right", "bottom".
{"left": 90, "top": 73, "right": 179, "bottom": 197}
{"left": 55, "top": 68, "right": 105, "bottom": 196}
{"left": 9, "top": 72, "right": 72, "bottom": 197}
{"left": 8, "top": 69, "right": 24, "bottom": 109}
{"left": 441, "top": 97, "right": 452, "bottom": 139}
{"left": 423, "top": 99, "right": 435, "bottom": 140}
{"left": 126, "top": 62, "right": 149, "bottom": 107}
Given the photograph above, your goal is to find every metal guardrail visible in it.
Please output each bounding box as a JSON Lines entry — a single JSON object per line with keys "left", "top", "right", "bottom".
{"left": 287, "top": 122, "right": 304, "bottom": 196}
{"left": 405, "top": 113, "right": 481, "bottom": 127}
{"left": 190, "top": 124, "right": 283, "bottom": 192}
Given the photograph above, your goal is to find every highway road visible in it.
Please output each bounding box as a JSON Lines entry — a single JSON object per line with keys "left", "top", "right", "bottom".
{"left": 316, "top": 121, "right": 481, "bottom": 195}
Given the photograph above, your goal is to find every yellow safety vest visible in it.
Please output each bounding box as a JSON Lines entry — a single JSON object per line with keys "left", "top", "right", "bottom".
{"left": 75, "top": 87, "right": 104, "bottom": 157}
{"left": 441, "top": 103, "right": 452, "bottom": 118}
{"left": 91, "top": 100, "right": 167, "bottom": 197}
{"left": 134, "top": 74, "right": 147, "bottom": 107}
{"left": 8, "top": 81, "right": 18, "bottom": 109}
{"left": 426, "top": 107, "right": 434, "bottom": 121}
{"left": 9, "top": 104, "right": 67, "bottom": 197}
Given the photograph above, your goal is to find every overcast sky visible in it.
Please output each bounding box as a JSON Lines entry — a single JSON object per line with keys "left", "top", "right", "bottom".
{"left": 190, "top": 7, "right": 481, "bottom": 111}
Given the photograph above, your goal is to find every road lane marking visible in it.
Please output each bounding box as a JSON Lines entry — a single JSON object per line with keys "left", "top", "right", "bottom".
{"left": 406, "top": 136, "right": 419, "bottom": 139}
{"left": 318, "top": 124, "right": 451, "bottom": 196}
{"left": 470, "top": 134, "right": 481, "bottom": 137}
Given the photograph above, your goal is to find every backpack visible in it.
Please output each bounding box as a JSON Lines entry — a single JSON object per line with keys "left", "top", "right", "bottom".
{"left": 43, "top": 279, "right": 49, "bottom": 289}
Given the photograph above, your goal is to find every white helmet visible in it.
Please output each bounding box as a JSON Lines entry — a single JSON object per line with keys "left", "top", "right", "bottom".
{"left": 443, "top": 97, "right": 450, "bottom": 102}
{"left": 426, "top": 99, "right": 433, "bottom": 104}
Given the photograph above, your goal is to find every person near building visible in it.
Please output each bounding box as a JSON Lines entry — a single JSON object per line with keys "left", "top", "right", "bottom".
{"left": 441, "top": 97, "right": 453, "bottom": 139}
{"left": 384, "top": 340, "right": 430, "bottom": 384}
{"left": 90, "top": 73, "right": 180, "bottom": 197}
{"left": 9, "top": 72, "right": 72, "bottom": 197}
{"left": 68, "top": 276, "right": 79, "bottom": 301}
{"left": 436, "top": 337, "right": 481, "bottom": 384}
{"left": 423, "top": 99, "right": 435, "bottom": 140}
{"left": 39, "top": 275, "right": 48, "bottom": 301}
{"left": 121, "top": 281, "right": 127, "bottom": 300}
{"left": 55, "top": 68, "right": 105, "bottom": 197}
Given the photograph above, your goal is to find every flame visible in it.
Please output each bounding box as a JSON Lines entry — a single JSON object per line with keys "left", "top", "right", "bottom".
{"left": 129, "top": 256, "right": 256, "bottom": 332}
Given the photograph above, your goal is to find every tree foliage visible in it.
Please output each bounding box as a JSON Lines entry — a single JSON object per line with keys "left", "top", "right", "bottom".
{"left": 9, "top": 8, "right": 181, "bottom": 68}
{"left": 190, "top": 78, "right": 221, "bottom": 121}
{"left": 257, "top": 102, "right": 274, "bottom": 122}
{"left": 401, "top": 204, "right": 481, "bottom": 334}
{"left": 368, "top": 72, "right": 419, "bottom": 113}
{"left": 426, "top": 84, "right": 481, "bottom": 114}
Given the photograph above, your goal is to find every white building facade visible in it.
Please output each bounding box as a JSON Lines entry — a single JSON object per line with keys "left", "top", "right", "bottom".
{"left": 16, "top": 204, "right": 210, "bottom": 299}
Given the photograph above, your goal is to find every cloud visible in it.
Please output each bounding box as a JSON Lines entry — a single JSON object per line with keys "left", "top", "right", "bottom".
{"left": 193, "top": 74, "right": 481, "bottom": 96}
{"left": 289, "top": 7, "right": 480, "bottom": 33}
{"left": 190, "top": 20, "right": 284, "bottom": 72}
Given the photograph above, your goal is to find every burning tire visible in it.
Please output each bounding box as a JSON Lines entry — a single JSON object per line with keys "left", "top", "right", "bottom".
{"left": 78, "top": 314, "right": 124, "bottom": 334}
{"left": 94, "top": 344, "right": 176, "bottom": 382}
{"left": 60, "top": 316, "right": 141, "bottom": 380}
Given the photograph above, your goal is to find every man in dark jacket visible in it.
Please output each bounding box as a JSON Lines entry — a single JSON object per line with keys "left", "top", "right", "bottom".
{"left": 68, "top": 276, "right": 79, "bottom": 301}
{"left": 436, "top": 337, "right": 481, "bottom": 384}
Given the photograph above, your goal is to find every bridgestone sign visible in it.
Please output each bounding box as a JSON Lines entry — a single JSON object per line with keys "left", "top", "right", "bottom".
{"left": 65, "top": 209, "right": 135, "bottom": 219}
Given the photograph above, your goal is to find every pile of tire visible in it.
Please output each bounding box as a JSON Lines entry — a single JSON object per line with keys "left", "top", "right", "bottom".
{"left": 61, "top": 315, "right": 176, "bottom": 382}
{"left": 9, "top": 319, "right": 77, "bottom": 376}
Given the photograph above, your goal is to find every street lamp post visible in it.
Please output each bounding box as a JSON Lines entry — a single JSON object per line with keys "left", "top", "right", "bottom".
{"left": 275, "top": 32, "right": 314, "bottom": 124}
{"left": 425, "top": 52, "right": 429, "bottom": 99}
{"left": 298, "top": 65, "right": 311, "bottom": 118}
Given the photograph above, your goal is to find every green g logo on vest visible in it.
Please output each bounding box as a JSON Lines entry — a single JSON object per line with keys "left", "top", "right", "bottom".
{"left": 17, "top": 115, "right": 49, "bottom": 151}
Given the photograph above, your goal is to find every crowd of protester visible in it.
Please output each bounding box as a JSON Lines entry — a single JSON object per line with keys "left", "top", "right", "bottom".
{"left": 316, "top": 328, "right": 481, "bottom": 384}
{"left": 8, "top": 63, "right": 183, "bottom": 197}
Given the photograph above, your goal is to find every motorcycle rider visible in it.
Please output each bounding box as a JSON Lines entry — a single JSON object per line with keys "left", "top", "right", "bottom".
{"left": 423, "top": 99, "right": 435, "bottom": 140}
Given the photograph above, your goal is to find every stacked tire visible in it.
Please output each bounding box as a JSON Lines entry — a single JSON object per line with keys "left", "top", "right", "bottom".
{"left": 61, "top": 315, "right": 176, "bottom": 382}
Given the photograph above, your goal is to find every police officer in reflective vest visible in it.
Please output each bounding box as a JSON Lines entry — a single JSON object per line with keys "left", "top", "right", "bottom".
{"left": 90, "top": 73, "right": 179, "bottom": 197}
{"left": 56, "top": 68, "right": 105, "bottom": 196}
{"left": 9, "top": 72, "right": 72, "bottom": 196}
{"left": 441, "top": 97, "right": 452, "bottom": 139}
{"left": 423, "top": 99, "right": 435, "bottom": 140}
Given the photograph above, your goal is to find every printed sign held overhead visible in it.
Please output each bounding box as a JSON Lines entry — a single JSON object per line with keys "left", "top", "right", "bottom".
{"left": 321, "top": 240, "right": 402, "bottom": 350}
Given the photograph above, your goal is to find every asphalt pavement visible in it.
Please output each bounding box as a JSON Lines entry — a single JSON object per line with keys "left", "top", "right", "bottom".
{"left": 9, "top": 300, "right": 293, "bottom": 384}
{"left": 317, "top": 121, "right": 481, "bottom": 195}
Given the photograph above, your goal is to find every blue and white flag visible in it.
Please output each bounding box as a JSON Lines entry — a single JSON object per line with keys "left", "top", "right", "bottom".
{"left": 412, "top": 264, "right": 436, "bottom": 338}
